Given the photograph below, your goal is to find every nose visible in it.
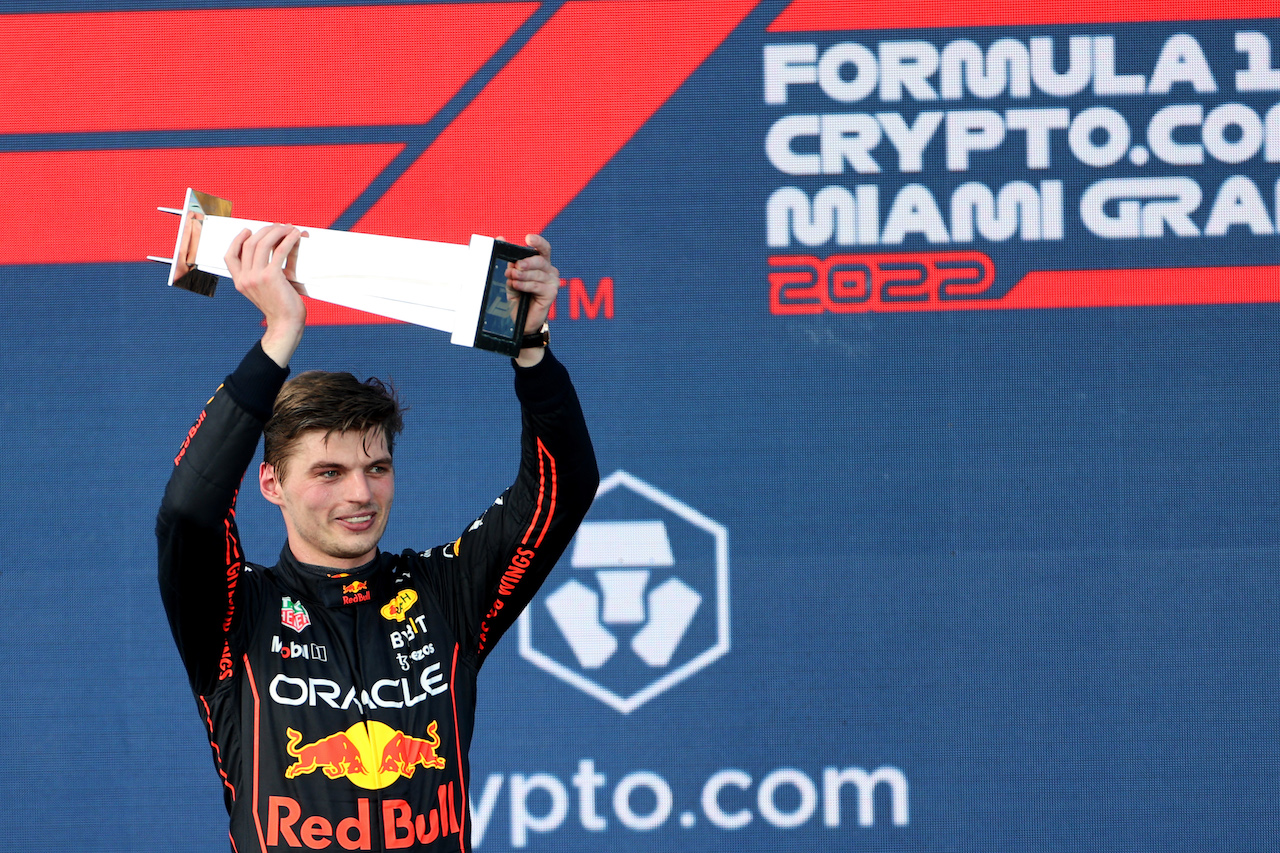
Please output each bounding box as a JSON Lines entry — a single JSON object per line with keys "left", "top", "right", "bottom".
{"left": 343, "top": 471, "right": 373, "bottom": 504}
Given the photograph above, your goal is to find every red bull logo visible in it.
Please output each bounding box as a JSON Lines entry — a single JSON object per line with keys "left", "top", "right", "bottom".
{"left": 341, "top": 580, "right": 371, "bottom": 605}
{"left": 284, "top": 720, "right": 446, "bottom": 790}
{"left": 285, "top": 728, "right": 367, "bottom": 780}
{"left": 267, "top": 783, "right": 460, "bottom": 849}
{"left": 379, "top": 721, "right": 446, "bottom": 778}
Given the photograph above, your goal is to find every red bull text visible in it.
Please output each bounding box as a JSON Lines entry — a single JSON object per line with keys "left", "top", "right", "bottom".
{"left": 341, "top": 580, "right": 372, "bottom": 605}
{"left": 267, "top": 783, "right": 460, "bottom": 850}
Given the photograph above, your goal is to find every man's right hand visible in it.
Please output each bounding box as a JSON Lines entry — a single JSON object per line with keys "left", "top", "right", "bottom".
{"left": 224, "top": 224, "right": 309, "bottom": 368}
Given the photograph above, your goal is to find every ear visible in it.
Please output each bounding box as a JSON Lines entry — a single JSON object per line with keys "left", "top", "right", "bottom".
{"left": 260, "top": 461, "right": 285, "bottom": 507}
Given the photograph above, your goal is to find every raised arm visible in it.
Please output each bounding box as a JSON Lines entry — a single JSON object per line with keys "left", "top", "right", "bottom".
{"left": 429, "top": 235, "right": 600, "bottom": 664}
{"left": 224, "top": 223, "right": 309, "bottom": 367}
{"left": 155, "top": 224, "right": 304, "bottom": 693}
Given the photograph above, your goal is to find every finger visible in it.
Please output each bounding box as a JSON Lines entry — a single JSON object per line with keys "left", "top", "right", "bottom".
{"left": 510, "top": 254, "right": 552, "bottom": 282}
{"left": 509, "top": 270, "right": 560, "bottom": 299}
{"left": 224, "top": 228, "right": 251, "bottom": 277}
{"left": 241, "top": 226, "right": 266, "bottom": 272}
{"left": 252, "top": 224, "right": 290, "bottom": 272}
{"left": 526, "top": 233, "right": 551, "bottom": 258}
{"left": 282, "top": 229, "right": 306, "bottom": 282}
{"left": 275, "top": 227, "right": 302, "bottom": 269}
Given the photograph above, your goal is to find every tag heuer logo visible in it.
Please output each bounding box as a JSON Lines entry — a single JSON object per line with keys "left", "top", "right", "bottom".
{"left": 281, "top": 597, "right": 312, "bottom": 632}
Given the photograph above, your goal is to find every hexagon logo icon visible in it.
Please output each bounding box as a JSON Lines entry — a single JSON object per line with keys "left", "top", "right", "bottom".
{"left": 518, "top": 470, "right": 730, "bottom": 713}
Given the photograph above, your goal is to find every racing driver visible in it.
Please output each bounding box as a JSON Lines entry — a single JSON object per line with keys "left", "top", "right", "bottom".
{"left": 157, "top": 224, "right": 598, "bottom": 851}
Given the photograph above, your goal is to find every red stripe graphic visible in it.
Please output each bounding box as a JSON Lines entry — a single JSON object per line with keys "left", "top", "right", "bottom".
{"left": 0, "top": 5, "right": 534, "bottom": 134}
{"left": 521, "top": 444, "right": 548, "bottom": 547}
{"left": 1002, "top": 266, "right": 1280, "bottom": 309}
{"left": 533, "top": 439, "right": 557, "bottom": 549}
{"left": 520, "top": 439, "right": 558, "bottom": 548}
{"left": 245, "top": 655, "right": 268, "bottom": 853}
{"left": 449, "top": 644, "right": 466, "bottom": 844}
{"left": 769, "top": 0, "right": 1280, "bottom": 31}
{"left": 355, "top": 0, "right": 759, "bottom": 244}
{"left": 200, "top": 695, "right": 237, "bottom": 802}
{"left": 0, "top": 145, "right": 403, "bottom": 266}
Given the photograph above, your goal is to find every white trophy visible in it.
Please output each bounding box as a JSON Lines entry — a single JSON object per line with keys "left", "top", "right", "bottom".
{"left": 147, "top": 188, "right": 538, "bottom": 355}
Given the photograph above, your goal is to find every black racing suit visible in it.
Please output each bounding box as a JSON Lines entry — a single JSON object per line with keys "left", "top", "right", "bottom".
{"left": 157, "top": 342, "right": 597, "bottom": 852}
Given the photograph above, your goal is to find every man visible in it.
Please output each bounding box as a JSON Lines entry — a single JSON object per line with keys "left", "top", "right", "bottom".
{"left": 157, "top": 224, "right": 598, "bottom": 852}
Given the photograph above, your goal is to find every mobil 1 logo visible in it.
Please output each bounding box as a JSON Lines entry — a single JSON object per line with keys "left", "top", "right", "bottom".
{"left": 519, "top": 470, "right": 729, "bottom": 713}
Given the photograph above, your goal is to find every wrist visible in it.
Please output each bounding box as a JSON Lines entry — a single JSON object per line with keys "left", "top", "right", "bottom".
{"left": 514, "top": 321, "right": 549, "bottom": 367}
{"left": 260, "top": 318, "right": 304, "bottom": 368}
{"left": 515, "top": 346, "right": 546, "bottom": 368}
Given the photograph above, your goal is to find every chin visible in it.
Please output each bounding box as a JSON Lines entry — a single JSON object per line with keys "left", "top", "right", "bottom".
{"left": 337, "top": 540, "right": 381, "bottom": 560}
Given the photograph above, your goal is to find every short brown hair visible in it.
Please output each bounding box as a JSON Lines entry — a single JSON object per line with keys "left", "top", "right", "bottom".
{"left": 263, "top": 371, "right": 404, "bottom": 482}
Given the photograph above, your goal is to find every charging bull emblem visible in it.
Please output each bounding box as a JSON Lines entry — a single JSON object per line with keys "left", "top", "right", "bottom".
{"left": 283, "top": 720, "right": 448, "bottom": 789}
{"left": 379, "top": 720, "right": 446, "bottom": 777}
{"left": 285, "top": 728, "right": 367, "bottom": 780}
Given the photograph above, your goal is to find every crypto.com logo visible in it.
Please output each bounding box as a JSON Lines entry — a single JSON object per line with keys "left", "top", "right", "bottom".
{"left": 519, "top": 471, "right": 729, "bottom": 713}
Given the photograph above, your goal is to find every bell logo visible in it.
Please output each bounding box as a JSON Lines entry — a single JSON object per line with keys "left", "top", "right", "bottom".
{"left": 519, "top": 471, "right": 729, "bottom": 713}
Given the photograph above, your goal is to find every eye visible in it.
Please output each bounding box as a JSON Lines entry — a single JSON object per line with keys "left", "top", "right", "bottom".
{"left": 318, "top": 469, "right": 340, "bottom": 479}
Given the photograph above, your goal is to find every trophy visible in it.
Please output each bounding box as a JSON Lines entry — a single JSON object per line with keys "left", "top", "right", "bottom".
{"left": 147, "top": 188, "right": 539, "bottom": 356}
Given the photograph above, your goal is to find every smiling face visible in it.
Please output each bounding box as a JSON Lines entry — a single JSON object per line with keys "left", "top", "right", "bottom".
{"left": 259, "top": 426, "right": 395, "bottom": 570}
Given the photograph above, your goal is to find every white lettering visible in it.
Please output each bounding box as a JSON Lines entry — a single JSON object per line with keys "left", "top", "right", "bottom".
{"left": 469, "top": 773, "right": 504, "bottom": 848}
{"left": 572, "top": 759, "right": 608, "bottom": 831}
{"left": 758, "top": 768, "right": 818, "bottom": 829}
{"left": 1148, "top": 34, "right": 1216, "bottom": 94}
{"left": 1068, "top": 107, "right": 1131, "bottom": 167}
{"left": 822, "top": 113, "right": 882, "bottom": 173}
{"left": 1203, "top": 103, "right": 1264, "bottom": 164}
{"left": 340, "top": 687, "right": 364, "bottom": 712}
{"left": 1080, "top": 177, "right": 1202, "bottom": 238}
{"left": 951, "top": 180, "right": 1061, "bottom": 242}
{"left": 509, "top": 773, "right": 569, "bottom": 848}
{"left": 371, "top": 678, "right": 403, "bottom": 709}
{"left": 1092, "top": 36, "right": 1145, "bottom": 95}
{"left": 877, "top": 111, "right": 943, "bottom": 172}
{"left": 268, "top": 674, "right": 307, "bottom": 705}
{"left": 769, "top": 181, "right": 1061, "bottom": 248}
{"left": 881, "top": 184, "right": 949, "bottom": 244}
{"left": 421, "top": 662, "right": 448, "bottom": 696}
{"left": 767, "top": 186, "right": 857, "bottom": 247}
{"left": 823, "top": 766, "right": 911, "bottom": 827}
{"left": 1006, "top": 108, "right": 1070, "bottom": 169}
{"left": 939, "top": 38, "right": 1030, "bottom": 99}
{"left": 1236, "top": 32, "right": 1280, "bottom": 93}
{"left": 1148, "top": 104, "right": 1204, "bottom": 165}
{"left": 946, "top": 109, "right": 1005, "bottom": 171}
{"left": 763, "top": 43, "right": 817, "bottom": 105}
{"left": 1267, "top": 104, "right": 1280, "bottom": 163}
{"left": 309, "top": 678, "right": 341, "bottom": 708}
{"left": 879, "top": 40, "right": 939, "bottom": 101}
{"left": 701, "top": 769, "right": 752, "bottom": 830}
{"left": 765, "top": 114, "right": 820, "bottom": 175}
{"left": 1203, "top": 175, "right": 1274, "bottom": 236}
{"left": 473, "top": 763, "right": 914, "bottom": 841}
{"left": 612, "top": 772, "right": 672, "bottom": 831}
{"left": 1029, "top": 36, "right": 1091, "bottom": 97}
{"left": 818, "top": 42, "right": 878, "bottom": 102}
